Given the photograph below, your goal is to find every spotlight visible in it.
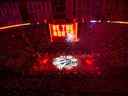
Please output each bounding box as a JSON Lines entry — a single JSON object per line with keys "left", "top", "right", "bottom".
{"left": 90, "top": 20, "right": 97, "bottom": 23}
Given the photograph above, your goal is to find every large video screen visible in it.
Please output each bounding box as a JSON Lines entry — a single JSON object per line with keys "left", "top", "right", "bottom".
{"left": 49, "top": 23, "right": 78, "bottom": 42}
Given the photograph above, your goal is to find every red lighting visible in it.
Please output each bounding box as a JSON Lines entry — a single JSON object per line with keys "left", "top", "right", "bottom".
{"left": 30, "top": 53, "right": 103, "bottom": 76}
{"left": 85, "top": 59, "right": 93, "bottom": 65}
{"left": 85, "top": 54, "right": 94, "bottom": 65}
{"left": 41, "top": 58, "right": 49, "bottom": 64}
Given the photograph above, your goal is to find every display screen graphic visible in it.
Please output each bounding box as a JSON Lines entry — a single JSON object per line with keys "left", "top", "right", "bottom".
{"left": 53, "top": 55, "right": 78, "bottom": 70}
{"left": 49, "top": 23, "right": 78, "bottom": 42}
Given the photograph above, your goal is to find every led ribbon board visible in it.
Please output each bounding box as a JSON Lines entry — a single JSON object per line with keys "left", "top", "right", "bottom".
{"left": 49, "top": 23, "right": 78, "bottom": 42}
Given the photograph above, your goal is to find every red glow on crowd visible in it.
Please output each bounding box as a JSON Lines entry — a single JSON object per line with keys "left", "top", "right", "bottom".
{"left": 29, "top": 52, "right": 102, "bottom": 76}
{"left": 40, "top": 58, "right": 49, "bottom": 64}
{"left": 85, "top": 54, "right": 94, "bottom": 65}
{"left": 85, "top": 59, "right": 93, "bottom": 65}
